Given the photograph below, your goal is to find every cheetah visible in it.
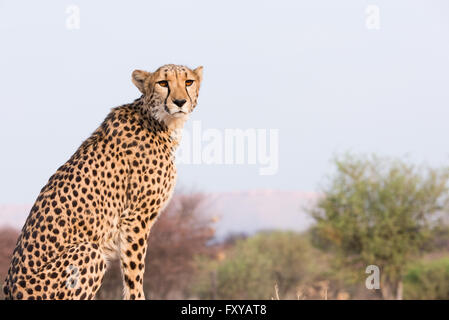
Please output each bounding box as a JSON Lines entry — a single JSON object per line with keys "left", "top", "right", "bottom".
{"left": 3, "top": 64, "right": 203, "bottom": 300}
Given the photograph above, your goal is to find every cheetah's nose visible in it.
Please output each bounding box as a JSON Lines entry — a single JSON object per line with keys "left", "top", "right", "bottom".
{"left": 173, "top": 99, "right": 186, "bottom": 108}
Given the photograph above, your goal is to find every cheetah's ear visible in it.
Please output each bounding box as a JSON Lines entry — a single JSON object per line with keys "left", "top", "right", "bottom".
{"left": 193, "top": 66, "right": 203, "bottom": 83}
{"left": 132, "top": 70, "right": 151, "bottom": 93}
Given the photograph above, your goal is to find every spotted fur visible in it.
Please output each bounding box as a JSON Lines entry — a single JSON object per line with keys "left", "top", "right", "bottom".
{"left": 2, "top": 64, "right": 203, "bottom": 300}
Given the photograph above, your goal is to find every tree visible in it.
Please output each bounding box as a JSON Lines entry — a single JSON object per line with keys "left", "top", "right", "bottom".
{"left": 0, "top": 227, "right": 20, "bottom": 299}
{"left": 309, "top": 154, "right": 449, "bottom": 300}
{"left": 143, "top": 192, "right": 215, "bottom": 299}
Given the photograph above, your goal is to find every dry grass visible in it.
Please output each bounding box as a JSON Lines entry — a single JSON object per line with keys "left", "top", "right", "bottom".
{"left": 271, "top": 281, "right": 337, "bottom": 300}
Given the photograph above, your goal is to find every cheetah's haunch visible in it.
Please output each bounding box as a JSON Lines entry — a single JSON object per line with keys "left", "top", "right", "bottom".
{"left": 3, "top": 64, "right": 203, "bottom": 300}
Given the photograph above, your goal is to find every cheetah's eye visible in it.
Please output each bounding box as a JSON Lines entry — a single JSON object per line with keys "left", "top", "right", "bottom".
{"left": 158, "top": 81, "right": 169, "bottom": 88}
{"left": 185, "top": 80, "right": 194, "bottom": 87}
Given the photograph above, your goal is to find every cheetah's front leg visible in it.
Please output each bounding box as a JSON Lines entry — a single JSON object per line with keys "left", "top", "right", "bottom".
{"left": 119, "top": 210, "right": 155, "bottom": 300}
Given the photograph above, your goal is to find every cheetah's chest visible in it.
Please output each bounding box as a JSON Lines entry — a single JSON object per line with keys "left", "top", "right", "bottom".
{"left": 141, "top": 158, "right": 177, "bottom": 212}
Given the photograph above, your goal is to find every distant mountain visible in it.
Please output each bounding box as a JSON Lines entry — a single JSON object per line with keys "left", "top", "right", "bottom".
{"left": 0, "top": 190, "right": 319, "bottom": 238}
{"left": 205, "top": 190, "right": 319, "bottom": 239}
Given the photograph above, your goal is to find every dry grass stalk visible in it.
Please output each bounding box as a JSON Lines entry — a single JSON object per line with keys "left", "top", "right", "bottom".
{"left": 271, "top": 283, "right": 281, "bottom": 300}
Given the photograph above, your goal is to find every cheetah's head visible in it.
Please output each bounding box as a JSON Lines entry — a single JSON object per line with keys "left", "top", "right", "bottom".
{"left": 132, "top": 64, "right": 203, "bottom": 131}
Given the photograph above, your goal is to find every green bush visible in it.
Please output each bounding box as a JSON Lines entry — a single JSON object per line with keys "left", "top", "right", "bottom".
{"left": 404, "top": 257, "right": 449, "bottom": 299}
{"left": 192, "top": 231, "right": 326, "bottom": 299}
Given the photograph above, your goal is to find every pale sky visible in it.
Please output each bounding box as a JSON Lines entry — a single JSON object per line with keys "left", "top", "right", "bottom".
{"left": 1, "top": 0, "right": 449, "bottom": 203}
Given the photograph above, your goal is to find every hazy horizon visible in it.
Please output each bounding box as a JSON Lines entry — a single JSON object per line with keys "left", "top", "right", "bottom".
{"left": 0, "top": 190, "right": 319, "bottom": 238}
